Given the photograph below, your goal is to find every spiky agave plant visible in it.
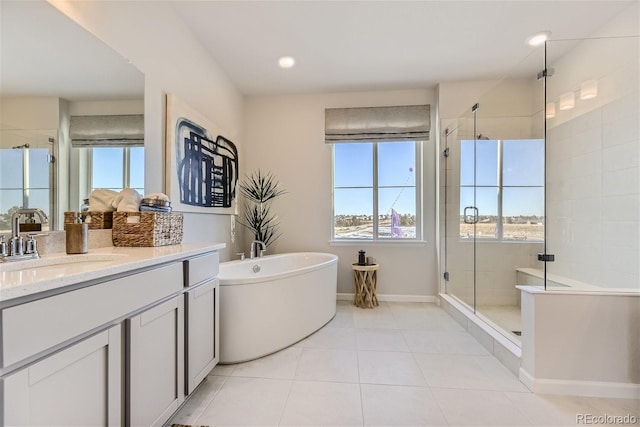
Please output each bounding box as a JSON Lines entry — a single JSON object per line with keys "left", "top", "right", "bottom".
{"left": 239, "top": 170, "right": 286, "bottom": 247}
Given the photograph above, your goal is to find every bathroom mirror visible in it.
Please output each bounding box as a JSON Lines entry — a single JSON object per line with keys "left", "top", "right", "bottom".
{"left": 0, "top": 1, "right": 144, "bottom": 231}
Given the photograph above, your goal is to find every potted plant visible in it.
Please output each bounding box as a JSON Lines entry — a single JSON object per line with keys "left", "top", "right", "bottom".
{"left": 238, "top": 170, "right": 286, "bottom": 248}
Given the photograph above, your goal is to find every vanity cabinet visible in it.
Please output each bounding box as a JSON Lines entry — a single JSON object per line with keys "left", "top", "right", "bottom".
{"left": 185, "top": 278, "right": 219, "bottom": 394}
{"left": 184, "top": 251, "right": 220, "bottom": 395}
{"left": 2, "top": 325, "right": 122, "bottom": 426}
{"left": 0, "top": 246, "right": 222, "bottom": 427}
{"left": 127, "top": 296, "right": 184, "bottom": 427}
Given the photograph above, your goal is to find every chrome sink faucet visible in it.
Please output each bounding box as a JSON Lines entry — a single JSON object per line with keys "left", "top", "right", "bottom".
{"left": 1, "top": 208, "right": 48, "bottom": 262}
{"left": 249, "top": 240, "right": 266, "bottom": 259}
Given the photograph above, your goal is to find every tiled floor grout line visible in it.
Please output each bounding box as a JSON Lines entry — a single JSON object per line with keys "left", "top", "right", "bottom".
{"left": 172, "top": 302, "right": 639, "bottom": 427}
{"left": 275, "top": 346, "right": 305, "bottom": 426}
{"left": 353, "top": 309, "right": 367, "bottom": 427}
{"left": 191, "top": 374, "right": 229, "bottom": 426}
{"left": 425, "top": 385, "right": 454, "bottom": 426}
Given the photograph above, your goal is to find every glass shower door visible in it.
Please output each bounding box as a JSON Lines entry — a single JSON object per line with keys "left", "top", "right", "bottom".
{"left": 0, "top": 130, "right": 54, "bottom": 232}
{"left": 443, "top": 66, "right": 545, "bottom": 343}
{"left": 442, "top": 108, "right": 477, "bottom": 311}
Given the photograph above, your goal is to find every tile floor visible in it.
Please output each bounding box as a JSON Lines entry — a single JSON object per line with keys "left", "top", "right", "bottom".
{"left": 167, "top": 301, "right": 640, "bottom": 426}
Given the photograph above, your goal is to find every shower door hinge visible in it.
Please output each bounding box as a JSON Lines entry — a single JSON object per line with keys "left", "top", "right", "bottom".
{"left": 537, "top": 253, "right": 555, "bottom": 262}
{"left": 443, "top": 147, "right": 450, "bottom": 158}
{"left": 47, "top": 154, "right": 56, "bottom": 163}
{"left": 443, "top": 271, "right": 450, "bottom": 281}
{"left": 537, "top": 68, "right": 555, "bottom": 80}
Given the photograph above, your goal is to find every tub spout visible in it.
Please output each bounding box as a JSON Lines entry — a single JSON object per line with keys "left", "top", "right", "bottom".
{"left": 250, "top": 240, "right": 266, "bottom": 259}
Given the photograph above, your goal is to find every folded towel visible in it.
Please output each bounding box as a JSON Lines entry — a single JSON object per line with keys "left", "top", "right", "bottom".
{"left": 140, "top": 205, "right": 172, "bottom": 213}
{"left": 112, "top": 188, "right": 143, "bottom": 212}
{"left": 89, "top": 189, "right": 118, "bottom": 212}
{"left": 144, "top": 192, "right": 170, "bottom": 202}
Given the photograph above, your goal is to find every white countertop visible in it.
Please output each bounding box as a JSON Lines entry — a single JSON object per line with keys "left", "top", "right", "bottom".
{"left": 0, "top": 243, "right": 225, "bottom": 304}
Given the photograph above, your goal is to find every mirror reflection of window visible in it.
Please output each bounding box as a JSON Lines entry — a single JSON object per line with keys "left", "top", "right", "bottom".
{"left": 0, "top": 136, "right": 53, "bottom": 233}
{"left": 70, "top": 114, "right": 145, "bottom": 207}
{"left": 90, "top": 146, "right": 144, "bottom": 194}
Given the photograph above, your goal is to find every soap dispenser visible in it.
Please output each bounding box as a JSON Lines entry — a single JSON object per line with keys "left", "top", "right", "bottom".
{"left": 65, "top": 212, "right": 88, "bottom": 254}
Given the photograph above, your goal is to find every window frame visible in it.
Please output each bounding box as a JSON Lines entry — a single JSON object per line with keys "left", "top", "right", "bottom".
{"left": 459, "top": 138, "right": 544, "bottom": 242}
{"left": 331, "top": 140, "right": 423, "bottom": 242}
{"left": 88, "top": 146, "right": 144, "bottom": 193}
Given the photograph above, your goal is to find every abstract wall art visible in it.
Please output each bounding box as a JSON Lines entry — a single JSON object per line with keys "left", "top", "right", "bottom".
{"left": 166, "top": 94, "right": 239, "bottom": 214}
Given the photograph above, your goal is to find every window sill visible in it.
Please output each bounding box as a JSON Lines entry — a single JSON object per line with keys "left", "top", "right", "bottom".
{"left": 457, "top": 238, "right": 544, "bottom": 244}
{"left": 329, "top": 240, "right": 428, "bottom": 247}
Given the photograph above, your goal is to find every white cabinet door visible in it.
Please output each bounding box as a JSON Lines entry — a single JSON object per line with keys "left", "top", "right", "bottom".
{"left": 185, "top": 279, "right": 219, "bottom": 394}
{"left": 127, "top": 296, "right": 184, "bottom": 427}
{"left": 2, "top": 325, "right": 122, "bottom": 427}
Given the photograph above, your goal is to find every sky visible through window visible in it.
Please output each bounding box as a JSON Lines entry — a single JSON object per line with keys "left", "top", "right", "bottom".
{"left": 0, "top": 148, "right": 51, "bottom": 217}
{"left": 334, "top": 142, "right": 416, "bottom": 217}
{"left": 460, "top": 138, "right": 544, "bottom": 217}
{"left": 92, "top": 147, "right": 144, "bottom": 191}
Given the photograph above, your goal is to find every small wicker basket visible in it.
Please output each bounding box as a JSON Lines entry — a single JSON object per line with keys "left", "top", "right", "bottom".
{"left": 64, "top": 211, "right": 113, "bottom": 229}
{"left": 112, "top": 212, "right": 183, "bottom": 247}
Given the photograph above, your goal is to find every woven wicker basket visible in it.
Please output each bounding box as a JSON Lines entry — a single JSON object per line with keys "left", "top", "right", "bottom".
{"left": 112, "top": 212, "right": 183, "bottom": 247}
{"left": 64, "top": 211, "right": 113, "bottom": 229}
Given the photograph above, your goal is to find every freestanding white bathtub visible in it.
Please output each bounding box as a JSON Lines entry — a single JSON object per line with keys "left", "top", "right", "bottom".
{"left": 218, "top": 252, "right": 338, "bottom": 363}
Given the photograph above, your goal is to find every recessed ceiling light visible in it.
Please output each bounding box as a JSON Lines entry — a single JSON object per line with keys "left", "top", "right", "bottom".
{"left": 526, "top": 31, "right": 551, "bottom": 47}
{"left": 278, "top": 56, "right": 295, "bottom": 69}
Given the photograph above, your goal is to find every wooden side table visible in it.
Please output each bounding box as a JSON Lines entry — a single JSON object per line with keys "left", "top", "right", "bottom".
{"left": 351, "top": 263, "right": 379, "bottom": 308}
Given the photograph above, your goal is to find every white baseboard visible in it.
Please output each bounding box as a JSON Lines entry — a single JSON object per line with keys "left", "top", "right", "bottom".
{"left": 519, "top": 367, "right": 640, "bottom": 399}
{"left": 337, "top": 293, "right": 438, "bottom": 304}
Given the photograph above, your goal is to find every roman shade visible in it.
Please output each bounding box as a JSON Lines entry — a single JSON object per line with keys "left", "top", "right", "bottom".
{"left": 325, "top": 105, "right": 430, "bottom": 143}
{"left": 70, "top": 114, "right": 144, "bottom": 147}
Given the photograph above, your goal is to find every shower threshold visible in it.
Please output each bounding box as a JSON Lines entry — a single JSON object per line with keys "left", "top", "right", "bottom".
{"left": 475, "top": 304, "right": 522, "bottom": 345}
{"left": 439, "top": 293, "right": 522, "bottom": 377}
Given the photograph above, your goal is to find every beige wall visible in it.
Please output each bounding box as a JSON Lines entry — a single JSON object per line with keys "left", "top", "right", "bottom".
{"left": 50, "top": 0, "right": 245, "bottom": 261}
{"left": 243, "top": 89, "right": 439, "bottom": 297}
{"left": 520, "top": 289, "right": 640, "bottom": 397}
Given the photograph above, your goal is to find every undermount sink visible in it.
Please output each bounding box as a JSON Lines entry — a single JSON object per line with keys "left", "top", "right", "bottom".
{"left": 0, "top": 253, "right": 129, "bottom": 273}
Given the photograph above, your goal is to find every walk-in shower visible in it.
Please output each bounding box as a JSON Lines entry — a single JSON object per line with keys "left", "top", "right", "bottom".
{"left": 440, "top": 65, "right": 545, "bottom": 344}
{"left": 439, "top": 25, "right": 640, "bottom": 363}
{"left": 0, "top": 131, "right": 54, "bottom": 233}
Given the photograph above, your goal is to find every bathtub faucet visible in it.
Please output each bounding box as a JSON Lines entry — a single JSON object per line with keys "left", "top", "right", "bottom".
{"left": 250, "top": 240, "right": 266, "bottom": 259}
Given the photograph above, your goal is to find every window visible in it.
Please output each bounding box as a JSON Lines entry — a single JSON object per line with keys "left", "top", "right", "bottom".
{"left": 90, "top": 146, "right": 144, "bottom": 193}
{"left": 0, "top": 146, "right": 52, "bottom": 232}
{"left": 460, "top": 138, "right": 544, "bottom": 241}
{"left": 333, "top": 141, "right": 420, "bottom": 240}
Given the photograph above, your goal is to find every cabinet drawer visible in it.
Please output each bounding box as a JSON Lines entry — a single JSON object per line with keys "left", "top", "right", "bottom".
{"left": 186, "top": 252, "right": 219, "bottom": 286}
{"left": 2, "top": 262, "right": 182, "bottom": 369}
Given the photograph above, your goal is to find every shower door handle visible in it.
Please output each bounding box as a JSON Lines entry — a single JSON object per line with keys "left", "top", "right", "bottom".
{"left": 463, "top": 206, "right": 478, "bottom": 224}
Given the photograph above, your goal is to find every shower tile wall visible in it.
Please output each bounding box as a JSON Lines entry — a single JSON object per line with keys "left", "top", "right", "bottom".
{"left": 545, "top": 36, "right": 639, "bottom": 290}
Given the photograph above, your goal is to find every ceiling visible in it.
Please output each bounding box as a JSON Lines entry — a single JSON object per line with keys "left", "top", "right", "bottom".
{"left": 0, "top": 1, "right": 144, "bottom": 101}
{"left": 0, "top": 1, "right": 635, "bottom": 100}
{"left": 172, "top": 0, "right": 635, "bottom": 95}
